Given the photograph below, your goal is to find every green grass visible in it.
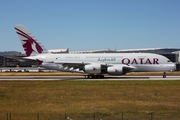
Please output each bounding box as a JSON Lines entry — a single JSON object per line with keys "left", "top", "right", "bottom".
{"left": 0, "top": 80, "right": 180, "bottom": 119}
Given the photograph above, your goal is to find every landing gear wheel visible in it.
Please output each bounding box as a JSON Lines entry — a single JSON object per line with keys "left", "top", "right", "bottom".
{"left": 100, "top": 75, "right": 104, "bottom": 78}
{"left": 86, "top": 74, "right": 94, "bottom": 79}
{"left": 86, "top": 74, "right": 104, "bottom": 79}
{"left": 163, "top": 72, "right": 166, "bottom": 78}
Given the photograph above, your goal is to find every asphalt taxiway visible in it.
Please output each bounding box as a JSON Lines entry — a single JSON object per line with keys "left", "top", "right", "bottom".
{"left": 0, "top": 76, "right": 179, "bottom": 80}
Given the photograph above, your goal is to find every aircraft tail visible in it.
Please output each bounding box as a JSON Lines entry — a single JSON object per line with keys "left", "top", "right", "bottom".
{"left": 14, "top": 25, "right": 49, "bottom": 57}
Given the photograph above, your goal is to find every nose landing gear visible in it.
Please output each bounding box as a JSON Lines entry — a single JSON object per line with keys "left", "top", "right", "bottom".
{"left": 163, "top": 72, "right": 166, "bottom": 78}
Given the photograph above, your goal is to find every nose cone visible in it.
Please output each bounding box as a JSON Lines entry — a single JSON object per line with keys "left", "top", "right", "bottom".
{"left": 171, "top": 63, "right": 176, "bottom": 71}
{"left": 173, "top": 64, "right": 176, "bottom": 71}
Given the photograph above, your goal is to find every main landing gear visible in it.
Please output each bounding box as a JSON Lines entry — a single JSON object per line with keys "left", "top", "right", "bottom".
{"left": 163, "top": 72, "right": 166, "bottom": 78}
{"left": 85, "top": 74, "right": 104, "bottom": 79}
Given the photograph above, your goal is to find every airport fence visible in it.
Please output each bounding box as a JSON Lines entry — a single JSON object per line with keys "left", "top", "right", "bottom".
{"left": 1, "top": 112, "right": 180, "bottom": 120}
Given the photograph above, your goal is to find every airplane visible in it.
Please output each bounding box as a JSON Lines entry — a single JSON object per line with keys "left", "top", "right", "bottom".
{"left": 14, "top": 25, "right": 176, "bottom": 78}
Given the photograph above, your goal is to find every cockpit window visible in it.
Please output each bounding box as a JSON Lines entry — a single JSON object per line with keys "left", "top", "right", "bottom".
{"left": 167, "top": 60, "right": 171, "bottom": 62}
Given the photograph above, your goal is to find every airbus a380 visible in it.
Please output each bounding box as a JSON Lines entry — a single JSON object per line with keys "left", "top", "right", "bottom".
{"left": 14, "top": 25, "right": 176, "bottom": 78}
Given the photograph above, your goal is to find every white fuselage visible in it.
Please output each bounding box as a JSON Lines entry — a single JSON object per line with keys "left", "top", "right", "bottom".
{"left": 26, "top": 53, "right": 176, "bottom": 73}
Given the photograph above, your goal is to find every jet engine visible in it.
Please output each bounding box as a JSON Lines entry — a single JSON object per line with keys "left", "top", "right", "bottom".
{"left": 84, "top": 64, "right": 101, "bottom": 74}
{"left": 107, "top": 65, "right": 124, "bottom": 75}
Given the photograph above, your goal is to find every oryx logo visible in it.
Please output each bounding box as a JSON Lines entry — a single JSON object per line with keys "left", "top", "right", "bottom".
{"left": 15, "top": 27, "right": 43, "bottom": 56}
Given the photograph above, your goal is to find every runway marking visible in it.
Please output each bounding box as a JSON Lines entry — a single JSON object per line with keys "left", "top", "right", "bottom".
{"left": 0, "top": 76, "right": 179, "bottom": 80}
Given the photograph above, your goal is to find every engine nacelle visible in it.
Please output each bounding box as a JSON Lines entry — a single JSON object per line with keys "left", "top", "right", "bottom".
{"left": 84, "top": 64, "right": 101, "bottom": 74}
{"left": 107, "top": 66, "right": 123, "bottom": 75}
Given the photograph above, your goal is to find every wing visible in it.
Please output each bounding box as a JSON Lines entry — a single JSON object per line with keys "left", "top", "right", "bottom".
{"left": 52, "top": 60, "right": 103, "bottom": 70}
{"left": 52, "top": 60, "right": 136, "bottom": 74}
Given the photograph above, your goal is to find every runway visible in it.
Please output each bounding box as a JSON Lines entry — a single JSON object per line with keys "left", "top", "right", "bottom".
{"left": 0, "top": 76, "right": 179, "bottom": 80}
